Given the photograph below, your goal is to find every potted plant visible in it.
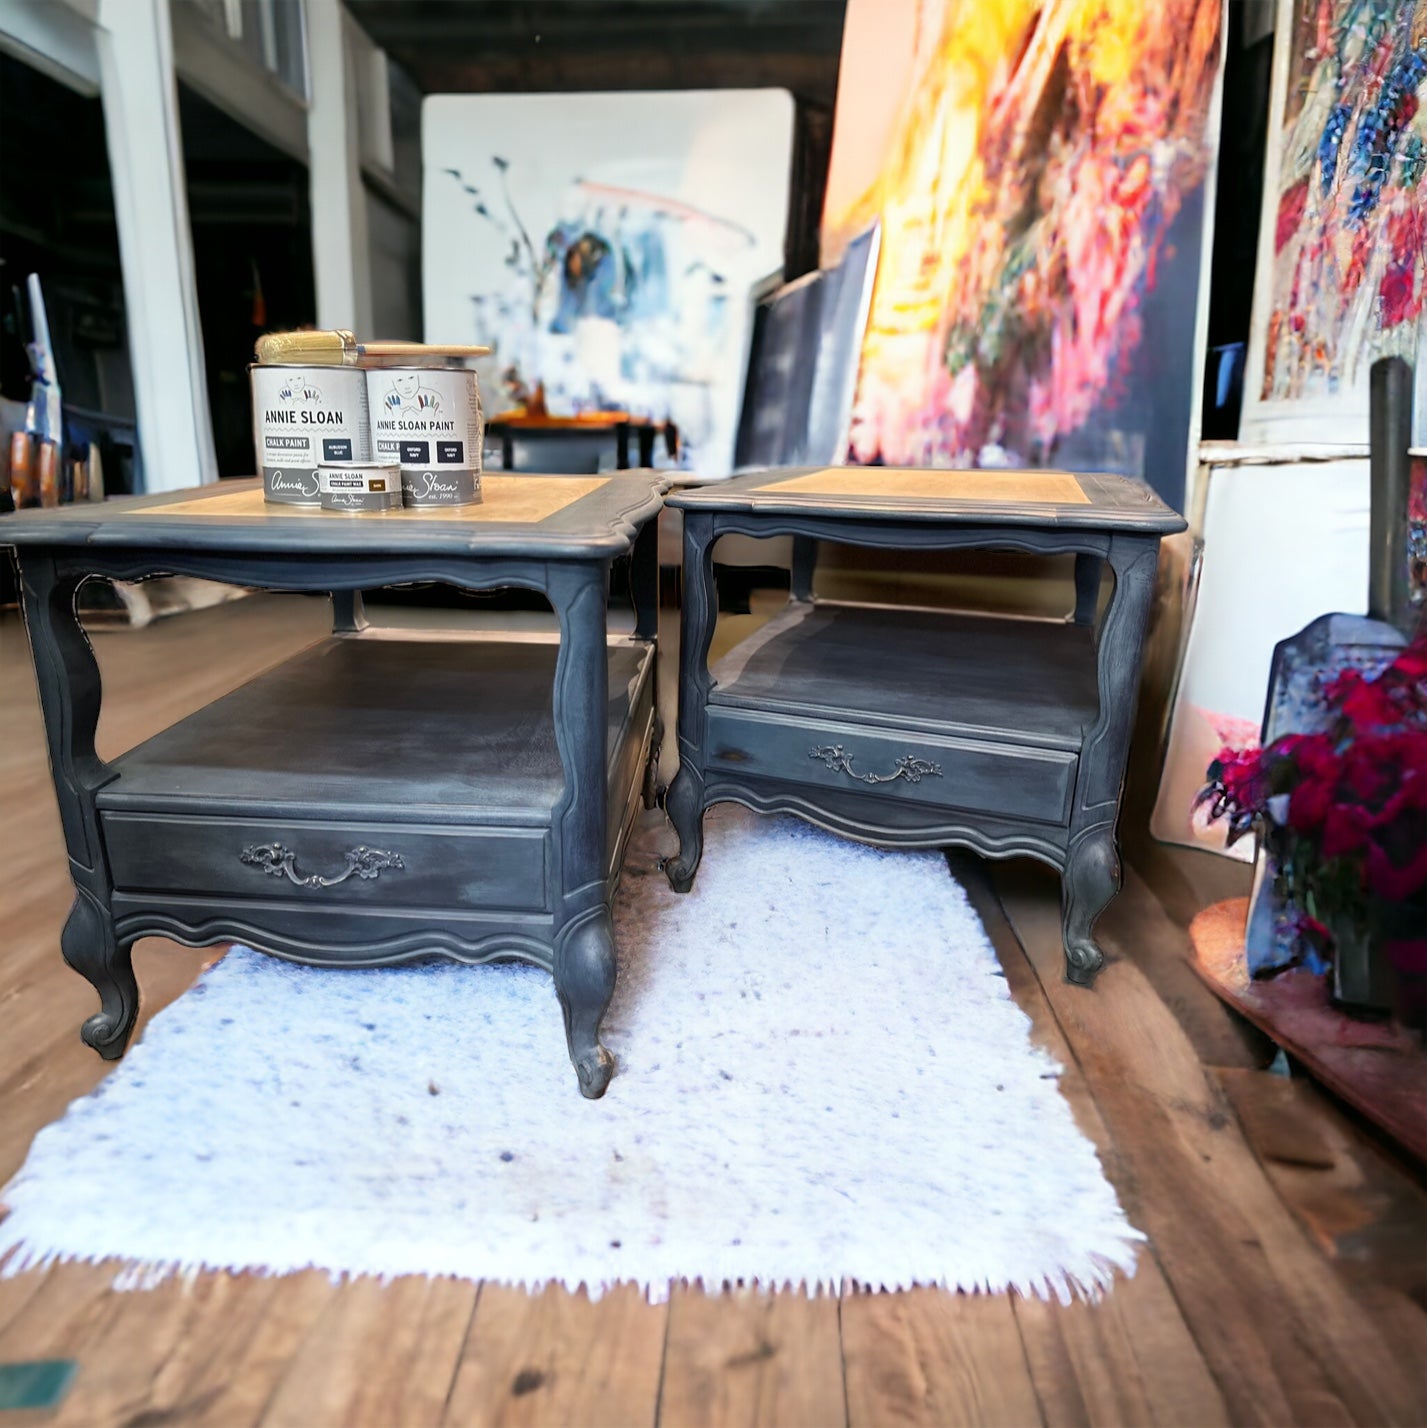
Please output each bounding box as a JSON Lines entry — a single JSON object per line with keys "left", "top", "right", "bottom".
{"left": 1197, "top": 636, "right": 1427, "bottom": 1021}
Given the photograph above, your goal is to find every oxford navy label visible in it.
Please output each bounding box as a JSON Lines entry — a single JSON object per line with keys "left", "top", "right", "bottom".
{"left": 399, "top": 440, "right": 430, "bottom": 463}
{"left": 437, "top": 441, "right": 464, "bottom": 464}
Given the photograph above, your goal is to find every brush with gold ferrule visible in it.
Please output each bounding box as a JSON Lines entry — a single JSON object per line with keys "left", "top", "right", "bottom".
{"left": 254, "top": 330, "right": 491, "bottom": 366}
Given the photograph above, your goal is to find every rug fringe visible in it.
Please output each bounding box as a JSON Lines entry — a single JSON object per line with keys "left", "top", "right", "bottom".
{"left": 0, "top": 1234, "right": 1145, "bottom": 1306}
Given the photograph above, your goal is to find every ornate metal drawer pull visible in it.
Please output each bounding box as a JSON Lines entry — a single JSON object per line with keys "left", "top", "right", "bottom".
{"left": 239, "top": 843, "right": 405, "bottom": 888}
{"left": 809, "top": 744, "right": 943, "bottom": 785}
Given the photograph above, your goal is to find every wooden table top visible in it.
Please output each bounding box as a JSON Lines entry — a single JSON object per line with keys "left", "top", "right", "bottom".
{"left": 668, "top": 466, "right": 1186, "bottom": 533}
{"left": 0, "top": 473, "right": 668, "bottom": 559}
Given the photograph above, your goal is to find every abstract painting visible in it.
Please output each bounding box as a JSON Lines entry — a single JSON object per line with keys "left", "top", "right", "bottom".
{"left": 821, "top": 0, "right": 1222, "bottom": 506}
{"left": 421, "top": 91, "right": 793, "bottom": 475}
{"left": 1242, "top": 0, "right": 1427, "bottom": 446}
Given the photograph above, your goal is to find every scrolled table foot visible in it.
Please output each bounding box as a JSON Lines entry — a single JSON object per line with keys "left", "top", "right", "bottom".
{"left": 555, "top": 909, "right": 618, "bottom": 1099}
{"left": 662, "top": 764, "right": 704, "bottom": 893}
{"left": 1063, "top": 939, "right": 1106, "bottom": 988}
{"left": 573, "top": 1044, "right": 615, "bottom": 1099}
{"left": 1061, "top": 827, "right": 1119, "bottom": 988}
{"left": 62, "top": 887, "right": 138, "bottom": 1060}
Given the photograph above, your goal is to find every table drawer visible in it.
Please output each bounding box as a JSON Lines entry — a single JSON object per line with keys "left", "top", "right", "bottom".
{"left": 102, "top": 813, "right": 550, "bottom": 913}
{"left": 705, "top": 708, "right": 1075, "bottom": 825}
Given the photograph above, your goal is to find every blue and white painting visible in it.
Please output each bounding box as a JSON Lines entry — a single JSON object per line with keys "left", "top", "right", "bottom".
{"left": 422, "top": 91, "right": 794, "bottom": 474}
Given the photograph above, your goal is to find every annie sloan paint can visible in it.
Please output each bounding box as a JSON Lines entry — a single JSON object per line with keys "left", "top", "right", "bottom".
{"left": 367, "top": 367, "right": 484, "bottom": 507}
{"left": 251, "top": 365, "right": 372, "bottom": 505}
{"left": 318, "top": 464, "right": 403, "bottom": 512}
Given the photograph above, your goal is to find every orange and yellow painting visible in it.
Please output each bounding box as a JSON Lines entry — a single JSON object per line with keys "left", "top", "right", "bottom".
{"left": 823, "top": 0, "right": 1222, "bottom": 485}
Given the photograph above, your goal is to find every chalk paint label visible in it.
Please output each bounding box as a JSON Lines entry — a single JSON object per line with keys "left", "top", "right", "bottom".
{"left": 252, "top": 365, "right": 372, "bottom": 504}
{"left": 367, "top": 368, "right": 484, "bottom": 506}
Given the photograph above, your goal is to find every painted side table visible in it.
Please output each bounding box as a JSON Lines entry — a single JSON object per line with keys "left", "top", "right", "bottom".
{"left": 4, "top": 473, "right": 666, "bottom": 1097}
{"left": 663, "top": 466, "right": 1185, "bottom": 984}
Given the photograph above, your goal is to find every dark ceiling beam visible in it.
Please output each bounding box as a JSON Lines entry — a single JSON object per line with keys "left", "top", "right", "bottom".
{"left": 348, "top": 1, "right": 845, "bottom": 49}
{"left": 377, "top": 55, "right": 838, "bottom": 106}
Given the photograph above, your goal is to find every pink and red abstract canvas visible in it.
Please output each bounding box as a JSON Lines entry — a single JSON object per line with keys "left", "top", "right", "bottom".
{"left": 822, "top": 0, "right": 1222, "bottom": 500}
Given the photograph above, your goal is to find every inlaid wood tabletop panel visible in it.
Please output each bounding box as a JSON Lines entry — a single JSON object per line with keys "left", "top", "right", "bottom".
{"left": 0, "top": 473, "right": 668, "bottom": 558}
{"left": 669, "top": 465, "right": 1186, "bottom": 532}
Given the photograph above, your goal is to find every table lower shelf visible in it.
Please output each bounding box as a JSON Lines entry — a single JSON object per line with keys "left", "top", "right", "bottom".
{"left": 97, "top": 633, "right": 656, "bottom": 928}
{"left": 710, "top": 599, "right": 1098, "bottom": 749}
{"left": 702, "top": 599, "right": 1096, "bottom": 833}
{"left": 100, "top": 633, "right": 652, "bottom": 823}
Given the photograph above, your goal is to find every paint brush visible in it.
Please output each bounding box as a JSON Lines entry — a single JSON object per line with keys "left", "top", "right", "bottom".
{"left": 254, "top": 330, "right": 491, "bottom": 366}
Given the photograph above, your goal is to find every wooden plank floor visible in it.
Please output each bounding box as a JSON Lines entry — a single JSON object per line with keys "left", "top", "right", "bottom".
{"left": 1, "top": 593, "right": 1425, "bottom": 1427}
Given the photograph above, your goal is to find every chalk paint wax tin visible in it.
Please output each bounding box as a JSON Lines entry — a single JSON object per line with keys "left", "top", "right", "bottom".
{"left": 318, "top": 463, "right": 403, "bottom": 512}
{"left": 251, "top": 365, "right": 372, "bottom": 505}
{"left": 367, "top": 367, "right": 484, "bottom": 507}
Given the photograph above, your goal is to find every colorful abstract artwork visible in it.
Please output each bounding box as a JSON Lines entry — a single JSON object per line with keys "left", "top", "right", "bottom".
{"left": 422, "top": 92, "right": 793, "bottom": 474}
{"left": 821, "top": 0, "right": 1222, "bottom": 500}
{"left": 1245, "top": 0, "right": 1427, "bottom": 442}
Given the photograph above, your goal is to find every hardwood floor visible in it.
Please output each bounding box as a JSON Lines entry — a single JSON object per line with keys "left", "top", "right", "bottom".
{"left": 0, "top": 593, "right": 1424, "bottom": 1427}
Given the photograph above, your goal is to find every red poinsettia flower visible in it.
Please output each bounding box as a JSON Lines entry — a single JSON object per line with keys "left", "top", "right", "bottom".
{"left": 1321, "top": 801, "right": 1371, "bottom": 858}
{"left": 1288, "top": 774, "right": 1334, "bottom": 834}
{"left": 1365, "top": 835, "right": 1427, "bottom": 902}
{"left": 1323, "top": 666, "right": 1363, "bottom": 703}
{"left": 1394, "top": 639, "right": 1427, "bottom": 683}
{"left": 1339, "top": 676, "right": 1404, "bottom": 732}
{"left": 1385, "top": 937, "right": 1427, "bottom": 976}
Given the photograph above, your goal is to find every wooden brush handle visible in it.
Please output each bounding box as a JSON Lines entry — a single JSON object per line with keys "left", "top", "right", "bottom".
{"left": 36, "top": 441, "right": 60, "bottom": 508}
{"left": 8, "top": 431, "right": 33, "bottom": 507}
{"left": 362, "top": 342, "right": 491, "bottom": 357}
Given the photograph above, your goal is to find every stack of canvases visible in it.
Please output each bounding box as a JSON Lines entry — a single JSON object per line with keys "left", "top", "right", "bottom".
{"left": 1155, "top": 0, "right": 1427, "bottom": 863}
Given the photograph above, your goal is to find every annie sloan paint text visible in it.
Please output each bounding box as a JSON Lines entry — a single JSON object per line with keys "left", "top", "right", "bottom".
{"left": 251, "top": 365, "right": 372, "bottom": 505}
{"left": 367, "top": 367, "right": 484, "bottom": 507}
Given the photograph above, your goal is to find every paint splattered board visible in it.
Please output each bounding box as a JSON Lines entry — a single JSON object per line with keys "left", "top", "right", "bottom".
{"left": 1242, "top": 0, "right": 1427, "bottom": 446}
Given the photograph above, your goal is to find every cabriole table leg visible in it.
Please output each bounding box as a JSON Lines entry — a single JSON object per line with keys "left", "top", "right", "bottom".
{"left": 663, "top": 510, "right": 717, "bottom": 893}
{"left": 548, "top": 559, "right": 618, "bottom": 1097}
{"left": 17, "top": 553, "right": 138, "bottom": 1056}
{"left": 1061, "top": 534, "right": 1159, "bottom": 984}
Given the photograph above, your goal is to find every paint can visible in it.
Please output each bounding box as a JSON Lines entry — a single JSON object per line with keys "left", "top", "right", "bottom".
{"left": 366, "top": 367, "right": 484, "bottom": 507}
{"left": 251, "top": 365, "right": 372, "bottom": 505}
{"left": 318, "top": 464, "right": 403, "bottom": 512}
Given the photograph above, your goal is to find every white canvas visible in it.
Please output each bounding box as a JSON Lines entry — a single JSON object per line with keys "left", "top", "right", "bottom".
{"left": 1151, "top": 457, "right": 1371, "bottom": 857}
{"left": 422, "top": 91, "right": 794, "bottom": 475}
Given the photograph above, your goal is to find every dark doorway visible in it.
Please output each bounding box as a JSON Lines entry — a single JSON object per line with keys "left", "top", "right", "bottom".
{"left": 179, "top": 85, "right": 316, "bottom": 477}
{"left": 0, "top": 53, "right": 133, "bottom": 466}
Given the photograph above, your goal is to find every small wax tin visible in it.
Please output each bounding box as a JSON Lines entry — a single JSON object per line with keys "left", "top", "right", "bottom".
{"left": 367, "top": 366, "right": 484, "bottom": 507}
{"left": 252, "top": 364, "right": 372, "bottom": 505}
{"left": 318, "top": 464, "right": 403, "bottom": 512}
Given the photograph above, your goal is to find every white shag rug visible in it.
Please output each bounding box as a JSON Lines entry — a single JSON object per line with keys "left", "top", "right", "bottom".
{"left": 0, "top": 808, "right": 1142, "bottom": 1301}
